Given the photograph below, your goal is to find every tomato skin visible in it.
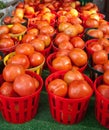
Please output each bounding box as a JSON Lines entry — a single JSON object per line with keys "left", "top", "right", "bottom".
{"left": 63, "top": 70, "right": 84, "bottom": 84}
{"left": 69, "top": 48, "right": 88, "bottom": 67}
{"left": 0, "top": 38, "right": 14, "bottom": 48}
{"left": 103, "top": 61, "right": 109, "bottom": 71}
{"left": 7, "top": 53, "right": 30, "bottom": 69}
{"left": 0, "top": 82, "right": 14, "bottom": 97}
{"left": 29, "top": 52, "right": 45, "bottom": 67}
{"left": 52, "top": 56, "right": 72, "bottom": 71}
{"left": 103, "top": 70, "right": 109, "bottom": 85}
{"left": 68, "top": 80, "right": 93, "bottom": 98}
{"left": 22, "top": 34, "right": 36, "bottom": 43}
{"left": 47, "top": 78, "right": 68, "bottom": 97}
{"left": 58, "top": 41, "right": 74, "bottom": 50}
{"left": 27, "top": 28, "right": 39, "bottom": 37}
{"left": 92, "top": 50, "right": 108, "bottom": 65}
{"left": 3, "top": 64, "right": 25, "bottom": 82}
{"left": 15, "top": 43, "right": 35, "bottom": 56}
{"left": 97, "top": 84, "right": 109, "bottom": 99}
{"left": 0, "top": 25, "right": 9, "bottom": 35}
{"left": 13, "top": 74, "right": 36, "bottom": 96}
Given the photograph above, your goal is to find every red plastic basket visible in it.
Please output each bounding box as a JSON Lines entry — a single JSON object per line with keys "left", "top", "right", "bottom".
{"left": 46, "top": 52, "right": 87, "bottom": 73}
{"left": 0, "top": 38, "right": 20, "bottom": 55}
{"left": 94, "top": 75, "right": 109, "bottom": 129}
{"left": 45, "top": 70, "right": 93, "bottom": 124}
{"left": 0, "top": 71, "right": 43, "bottom": 124}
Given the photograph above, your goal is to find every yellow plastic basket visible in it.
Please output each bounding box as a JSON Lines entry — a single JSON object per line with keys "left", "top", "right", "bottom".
{"left": 3, "top": 52, "right": 45, "bottom": 75}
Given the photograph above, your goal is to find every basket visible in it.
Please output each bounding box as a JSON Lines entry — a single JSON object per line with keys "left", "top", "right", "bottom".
{"left": 3, "top": 52, "right": 45, "bottom": 75}
{"left": 0, "top": 38, "right": 20, "bottom": 55}
{"left": 94, "top": 75, "right": 109, "bottom": 129}
{"left": 45, "top": 70, "right": 93, "bottom": 124}
{"left": 0, "top": 70, "right": 43, "bottom": 124}
{"left": 46, "top": 52, "right": 87, "bottom": 73}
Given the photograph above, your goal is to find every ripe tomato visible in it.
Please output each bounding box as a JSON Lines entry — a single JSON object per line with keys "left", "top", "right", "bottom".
{"left": 15, "top": 43, "right": 35, "bottom": 56}
{"left": 98, "top": 38, "right": 109, "bottom": 48}
{"left": 22, "top": 34, "right": 36, "bottom": 43}
{"left": 52, "top": 55, "right": 72, "bottom": 71}
{"left": 64, "top": 69, "right": 84, "bottom": 84}
{"left": 13, "top": 74, "right": 36, "bottom": 96}
{"left": 56, "top": 49, "right": 71, "bottom": 57}
{"left": 0, "top": 25, "right": 9, "bottom": 34}
{"left": 29, "top": 52, "right": 45, "bottom": 67}
{"left": 70, "top": 36, "right": 85, "bottom": 49}
{"left": 0, "top": 82, "right": 14, "bottom": 97}
{"left": 7, "top": 53, "right": 30, "bottom": 69}
{"left": 0, "top": 33, "right": 11, "bottom": 39}
{"left": 30, "top": 38, "right": 45, "bottom": 51}
{"left": 99, "top": 24, "right": 109, "bottom": 35}
{"left": 68, "top": 80, "right": 93, "bottom": 98}
{"left": 54, "top": 32, "right": 70, "bottom": 46}
{"left": 0, "top": 38, "right": 14, "bottom": 48}
{"left": 92, "top": 50, "right": 108, "bottom": 65}
{"left": 69, "top": 48, "right": 88, "bottom": 67}
{"left": 47, "top": 78, "right": 68, "bottom": 97}
{"left": 103, "top": 70, "right": 109, "bottom": 85}
{"left": 27, "top": 28, "right": 39, "bottom": 36}
{"left": 85, "top": 18, "right": 99, "bottom": 28}
{"left": 97, "top": 84, "right": 109, "bottom": 99}
{"left": 93, "top": 64, "right": 104, "bottom": 73}
{"left": 103, "top": 60, "right": 109, "bottom": 72}
{"left": 58, "top": 41, "right": 74, "bottom": 50}
{"left": 35, "top": 20, "right": 49, "bottom": 30}
{"left": 3, "top": 64, "right": 25, "bottom": 82}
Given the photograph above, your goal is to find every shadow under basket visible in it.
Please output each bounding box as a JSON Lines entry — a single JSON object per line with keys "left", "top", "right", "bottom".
{"left": 94, "top": 76, "right": 109, "bottom": 129}
{"left": 0, "top": 70, "right": 43, "bottom": 124}
{"left": 45, "top": 70, "right": 93, "bottom": 124}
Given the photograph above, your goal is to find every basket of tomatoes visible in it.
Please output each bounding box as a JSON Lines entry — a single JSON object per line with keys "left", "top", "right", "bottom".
{"left": 45, "top": 69, "right": 93, "bottom": 124}
{"left": 94, "top": 71, "right": 109, "bottom": 129}
{"left": 0, "top": 65, "right": 43, "bottom": 124}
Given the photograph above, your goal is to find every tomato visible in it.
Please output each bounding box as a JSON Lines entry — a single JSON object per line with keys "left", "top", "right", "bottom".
{"left": 58, "top": 41, "right": 74, "bottom": 50}
{"left": 13, "top": 74, "right": 36, "bottom": 96}
{"left": 69, "top": 48, "right": 88, "bottom": 67}
{"left": 70, "top": 36, "right": 85, "bottom": 49}
{"left": 56, "top": 49, "right": 71, "bottom": 57}
{"left": 54, "top": 32, "right": 70, "bottom": 46}
{"left": 27, "top": 28, "right": 39, "bottom": 36}
{"left": 97, "top": 84, "right": 109, "bottom": 99}
{"left": 93, "top": 64, "right": 104, "bottom": 73}
{"left": 47, "top": 78, "right": 68, "bottom": 97}
{"left": 29, "top": 52, "right": 45, "bottom": 67}
{"left": 3, "top": 64, "right": 25, "bottom": 82}
{"left": 15, "top": 43, "right": 35, "bottom": 56}
{"left": 52, "top": 56, "right": 72, "bottom": 71}
{"left": 40, "top": 25, "right": 55, "bottom": 37}
{"left": 87, "top": 41, "right": 103, "bottom": 53}
{"left": 58, "top": 22, "right": 72, "bottom": 32}
{"left": 92, "top": 50, "right": 108, "bottom": 65}
{"left": 30, "top": 38, "right": 45, "bottom": 51}
{"left": 68, "top": 80, "right": 93, "bottom": 98}
{"left": 33, "top": 78, "right": 39, "bottom": 90}
{"left": 70, "top": 16, "right": 82, "bottom": 25}
{"left": 37, "top": 34, "right": 51, "bottom": 47}
{"left": 7, "top": 53, "right": 30, "bottom": 69}
{"left": 0, "top": 38, "right": 14, "bottom": 49}
{"left": 103, "top": 60, "right": 109, "bottom": 72}
{"left": 0, "top": 33, "right": 11, "bottom": 39}
{"left": 63, "top": 69, "right": 84, "bottom": 84}
{"left": 85, "top": 18, "right": 99, "bottom": 28}
{"left": 35, "top": 20, "right": 49, "bottom": 30}
{"left": 103, "top": 70, "right": 109, "bottom": 85}
{"left": 0, "top": 25, "right": 9, "bottom": 35}
{"left": 21, "top": 34, "right": 36, "bottom": 43}
{"left": 0, "top": 82, "right": 14, "bottom": 97}
{"left": 99, "top": 24, "right": 109, "bottom": 35}
{"left": 75, "top": 24, "right": 84, "bottom": 34}
{"left": 3, "top": 16, "right": 12, "bottom": 24}
{"left": 87, "top": 29, "right": 103, "bottom": 39}
{"left": 98, "top": 38, "right": 109, "bottom": 48}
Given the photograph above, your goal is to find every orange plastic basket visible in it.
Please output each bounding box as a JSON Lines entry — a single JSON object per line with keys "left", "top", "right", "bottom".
{"left": 45, "top": 70, "right": 93, "bottom": 124}
{"left": 94, "top": 76, "right": 109, "bottom": 129}
{"left": 0, "top": 70, "right": 43, "bottom": 124}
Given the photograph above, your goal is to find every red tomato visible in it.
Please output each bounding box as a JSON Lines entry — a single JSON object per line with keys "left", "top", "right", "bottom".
{"left": 33, "top": 78, "right": 39, "bottom": 90}
{"left": 93, "top": 64, "right": 104, "bottom": 73}
{"left": 99, "top": 24, "right": 109, "bottom": 35}
{"left": 15, "top": 43, "right": 35, "bottom": 56}
{"left": 0, "top": 25, "right": 9, "bottom": 34}
{"left": 13, "top": 74, "right": 36, "bottom": 96}
{"left": 3, "top": 64, "right": 25, "bottom": 82}
{"left": 64, "top": 69, "right": 84, "bottom": 84}
{"left": 52, "top": 56, "right": 72, "bottom": 71}
{"left": 0, "top": 38, "right": 14, "bottom": 48}
{"left": 97, "top": 84, "right": 109, "bottom": 99}
{"left": 0, "top": 82, "right": 14, "bottom": 97}
{"left": 35, "top": 20, "right": 49, "bottom": 30}
{"left": 103, "top": 60, "right": 109, "bottom": 72}
{"left": 56, "top": 49, "right": 71, "bottom": 57}
{"left": 68, "top": 80, "right": 93, "bottom": 98}
{"left": 70, "top": 36, "right": 85, "bottom": 49}
{"left": 7, "top": 53, "right": 30, "bottom": 69}
{"left": 85, "top": 18, "right": 99, "bottom": 28}
{"left": 98, "top": 38, "right": 109, "bottom": 48}
{"left": 69, "top": 48, "right": 88, "bottom": 67}
{"left": 27, "top": 28, "right": 39, "bottom": 36}
{"left": 30, "top": 38, "right": 45, "bottom": 51}
{"left": 92, "top": 50, "right": 108, "bottom": 65}
{"left": 0, "top": 33, "right": 11, "bottom": 39}
{"left": 47, "top": 78, "right": 68, "bottom": 97}
{"left": 103, "top": 70, "right": 109, "bottom": 85}
{"left": 58, "top": 41, "right": 74, "bottom": 50}
{"left": 29, "top": 52, "right": 45, "bottom": 67}
{"left": 22, "top": 34, "right": 36, "bottom": 43}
